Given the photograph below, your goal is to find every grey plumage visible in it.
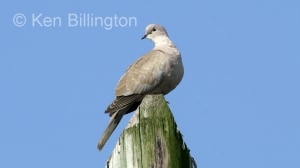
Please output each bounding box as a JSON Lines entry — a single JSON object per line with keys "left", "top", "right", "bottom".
{"left": 97, "top": 24, "right": 184, "bottom": 150}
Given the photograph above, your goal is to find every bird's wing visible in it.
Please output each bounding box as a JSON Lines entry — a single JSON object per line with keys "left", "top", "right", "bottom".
{"left": 115, "top": 50, "right": 167, "bottom": 96}
{"left": 105, "top": 94, "right": 143, "bottom": 116}
{"left": 105, "top": 50, "right": 167, "bottom": 115}
{"left": 98, "top": 50, "right": 168, "bottom": 150}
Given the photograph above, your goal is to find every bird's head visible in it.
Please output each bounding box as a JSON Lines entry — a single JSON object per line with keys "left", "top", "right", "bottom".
{"left": 141, "top": 24, "right": 169, "bottom": 42}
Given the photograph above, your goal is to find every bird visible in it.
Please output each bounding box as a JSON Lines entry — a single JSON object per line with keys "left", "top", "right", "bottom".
{"left": 97, "top": 24, "right": 184, "bottom": 151}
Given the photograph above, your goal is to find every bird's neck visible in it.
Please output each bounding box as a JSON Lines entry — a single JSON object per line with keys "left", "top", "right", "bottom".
{"left": 153, "top": 36, "right": 176, "bottom": 49}
{"left": 153, "top": 37, "right": 180, "bottom": 57}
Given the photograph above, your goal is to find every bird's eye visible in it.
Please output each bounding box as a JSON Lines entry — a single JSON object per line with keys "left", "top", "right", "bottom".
{"left": 152, "top": 27, "right": 156, "bottom": 32}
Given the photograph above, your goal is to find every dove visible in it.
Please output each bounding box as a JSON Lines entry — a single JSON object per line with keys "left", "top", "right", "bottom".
{"left": 98, "top": 24, "right": 184, "bottom": 150}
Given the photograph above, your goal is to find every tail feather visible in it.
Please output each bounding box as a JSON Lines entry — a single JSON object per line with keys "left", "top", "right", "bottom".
{"left": 98, "top": 94, "right": 145, "bottom": 151}
{"left": 97, "top": 111, "right": 124, "bottom": 150}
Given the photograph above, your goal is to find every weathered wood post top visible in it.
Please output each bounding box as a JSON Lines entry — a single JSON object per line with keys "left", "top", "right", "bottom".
{"left": 105, "top": 94, "right": 197, "bottom": 168}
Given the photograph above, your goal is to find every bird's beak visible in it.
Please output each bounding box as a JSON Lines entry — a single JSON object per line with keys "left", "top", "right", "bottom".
{"left": 141, "top": 33, "right": 148, "bottom": 40}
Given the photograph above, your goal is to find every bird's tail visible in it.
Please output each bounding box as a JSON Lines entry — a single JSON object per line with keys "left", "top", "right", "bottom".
{"left": 97, "top": 112, "right": 124, "bottom": 150}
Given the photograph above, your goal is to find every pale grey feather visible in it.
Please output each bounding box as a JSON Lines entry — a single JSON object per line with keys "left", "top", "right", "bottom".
{"left": 115, "top": 50, "right": 168, "bottom": 96}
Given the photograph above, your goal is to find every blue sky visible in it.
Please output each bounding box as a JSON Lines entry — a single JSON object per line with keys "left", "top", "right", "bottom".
{"left": 1, "top": 0, "right": 300, "bottom": 167}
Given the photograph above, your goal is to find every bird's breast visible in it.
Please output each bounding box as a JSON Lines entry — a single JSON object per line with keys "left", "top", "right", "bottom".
{"left": 152, "top": 52, "right": 184, "bottom": 95}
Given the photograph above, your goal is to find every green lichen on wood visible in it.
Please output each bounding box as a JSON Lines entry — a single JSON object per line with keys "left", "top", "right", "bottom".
{"left": 107, "top": 95, "right": 196, "bottom": 168}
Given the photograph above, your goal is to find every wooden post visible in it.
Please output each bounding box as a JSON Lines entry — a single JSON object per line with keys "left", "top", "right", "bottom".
{"left": 105, "top": 95, "right": 197, "bottom": 168}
